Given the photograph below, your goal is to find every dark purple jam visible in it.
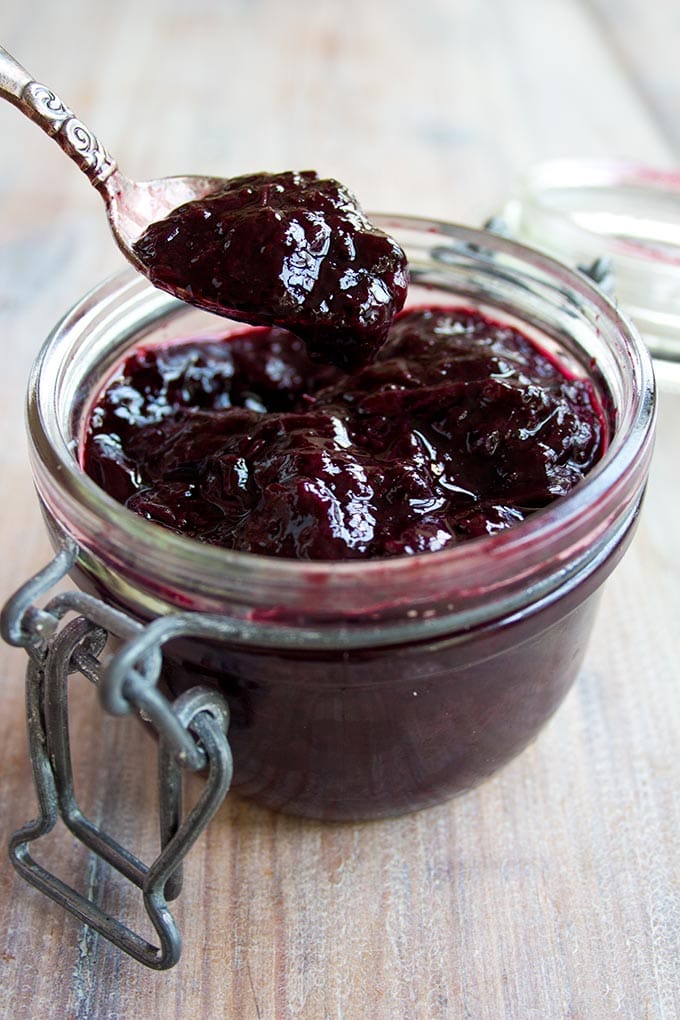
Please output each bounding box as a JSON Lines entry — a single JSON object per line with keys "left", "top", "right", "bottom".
{"left": 82, "top": 306, "right": 607, "bottom": 560}
{"left": 132, "top": 171, "right": 409, "bottom": 371}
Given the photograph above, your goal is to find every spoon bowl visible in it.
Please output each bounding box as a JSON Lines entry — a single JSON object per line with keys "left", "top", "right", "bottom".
{"left": 104, "top": 172, "right": 227, "bottom": 263}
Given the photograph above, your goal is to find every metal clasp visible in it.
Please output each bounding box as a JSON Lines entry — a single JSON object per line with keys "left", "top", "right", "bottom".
{"left": 1, "top": 538, "right": 233, "bottom": 970}
{"left": 482, "top": 214, "right": 616, "bottom": 295}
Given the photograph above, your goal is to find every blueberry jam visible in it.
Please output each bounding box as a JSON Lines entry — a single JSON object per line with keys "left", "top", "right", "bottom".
{"left": 82, "top": 306, "right": 607, "bottom": 560}
{"left": 132, "top": 171, "right": 409, "bottom": 371}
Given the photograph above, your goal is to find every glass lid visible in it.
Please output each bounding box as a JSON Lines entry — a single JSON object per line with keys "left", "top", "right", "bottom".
{"left": 503, "top": 159, "right": 680, "bottom": 387}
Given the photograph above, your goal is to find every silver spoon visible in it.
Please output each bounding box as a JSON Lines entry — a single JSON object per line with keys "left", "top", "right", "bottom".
{"left": 0, "top": 44, "right": 224, "bottom": 270}
{"left": 0, "top": 44, "right": 409, "bottom": 370}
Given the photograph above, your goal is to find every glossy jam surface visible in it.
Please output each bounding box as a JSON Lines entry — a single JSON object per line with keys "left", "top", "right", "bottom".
{"left": 132, "top": 171, "right": 409, "bottom": 371}
{"left": 83, "top": 306, "right": 606, "bottom": 560}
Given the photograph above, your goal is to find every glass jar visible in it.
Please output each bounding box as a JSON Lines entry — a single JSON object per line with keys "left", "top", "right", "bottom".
{"left": 25, "top": 217, "right": 655, "bottom": 820}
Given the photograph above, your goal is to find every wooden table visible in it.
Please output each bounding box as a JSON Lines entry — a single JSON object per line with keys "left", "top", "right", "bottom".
{"left": 1, "top": 2, "right": 678, "bottom": 1016}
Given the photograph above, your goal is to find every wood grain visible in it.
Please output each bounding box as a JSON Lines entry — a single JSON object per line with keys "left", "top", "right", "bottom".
{"left": 1, "top": 1, "right": 678, "bottom": 1017}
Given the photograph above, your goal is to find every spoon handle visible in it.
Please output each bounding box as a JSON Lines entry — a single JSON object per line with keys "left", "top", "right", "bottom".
{"left": 0, "top": 44, "right": 117, "bottom": 191}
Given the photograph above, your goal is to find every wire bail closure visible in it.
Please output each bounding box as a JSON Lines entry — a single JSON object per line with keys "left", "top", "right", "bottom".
{"left": 0, "top": 538, "right": 233, "bottom": 970}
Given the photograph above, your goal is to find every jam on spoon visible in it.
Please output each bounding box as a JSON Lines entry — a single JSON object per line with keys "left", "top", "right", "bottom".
{"left": 131, "top": 170, "right": 409, "bottom": 371}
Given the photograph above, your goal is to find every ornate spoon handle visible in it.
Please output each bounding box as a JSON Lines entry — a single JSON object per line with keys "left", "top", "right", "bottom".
{"left": 0, "top": 44, "right": 117, "bottom": 190}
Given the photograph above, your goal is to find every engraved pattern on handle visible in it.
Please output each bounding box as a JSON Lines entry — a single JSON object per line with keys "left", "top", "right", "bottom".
{"left": 0, "top": 45, "right": 117, "bottom": 190}
{"left": 22, "top": 80, "right": 117, "bottom": 185}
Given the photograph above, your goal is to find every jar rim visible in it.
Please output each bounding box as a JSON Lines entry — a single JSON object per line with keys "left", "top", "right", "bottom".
{"left": 26, "top": 216, "right": 656, "bottom": 631}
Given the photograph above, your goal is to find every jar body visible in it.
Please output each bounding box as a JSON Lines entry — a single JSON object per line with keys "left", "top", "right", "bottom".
{"left": 161, "top": 579, "right": 613, "bottom": 820}
{"left": 26, "top": 218, "right": 656, "bottom": 819}
{"left": 43, "top": 484, "right": 636, "bottom": 819}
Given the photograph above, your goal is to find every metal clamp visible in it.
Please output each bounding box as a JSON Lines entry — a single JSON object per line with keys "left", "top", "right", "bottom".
{"left": 482, "top": 214, "right": 616, "bottom": 295}
{"left": 1, "top": 539, "right": 233, "bottom": 970}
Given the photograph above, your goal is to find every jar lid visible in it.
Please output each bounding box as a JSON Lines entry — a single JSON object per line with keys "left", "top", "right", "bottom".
{"left": 503, "top": 159, "right": 680, "bottom": 384}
